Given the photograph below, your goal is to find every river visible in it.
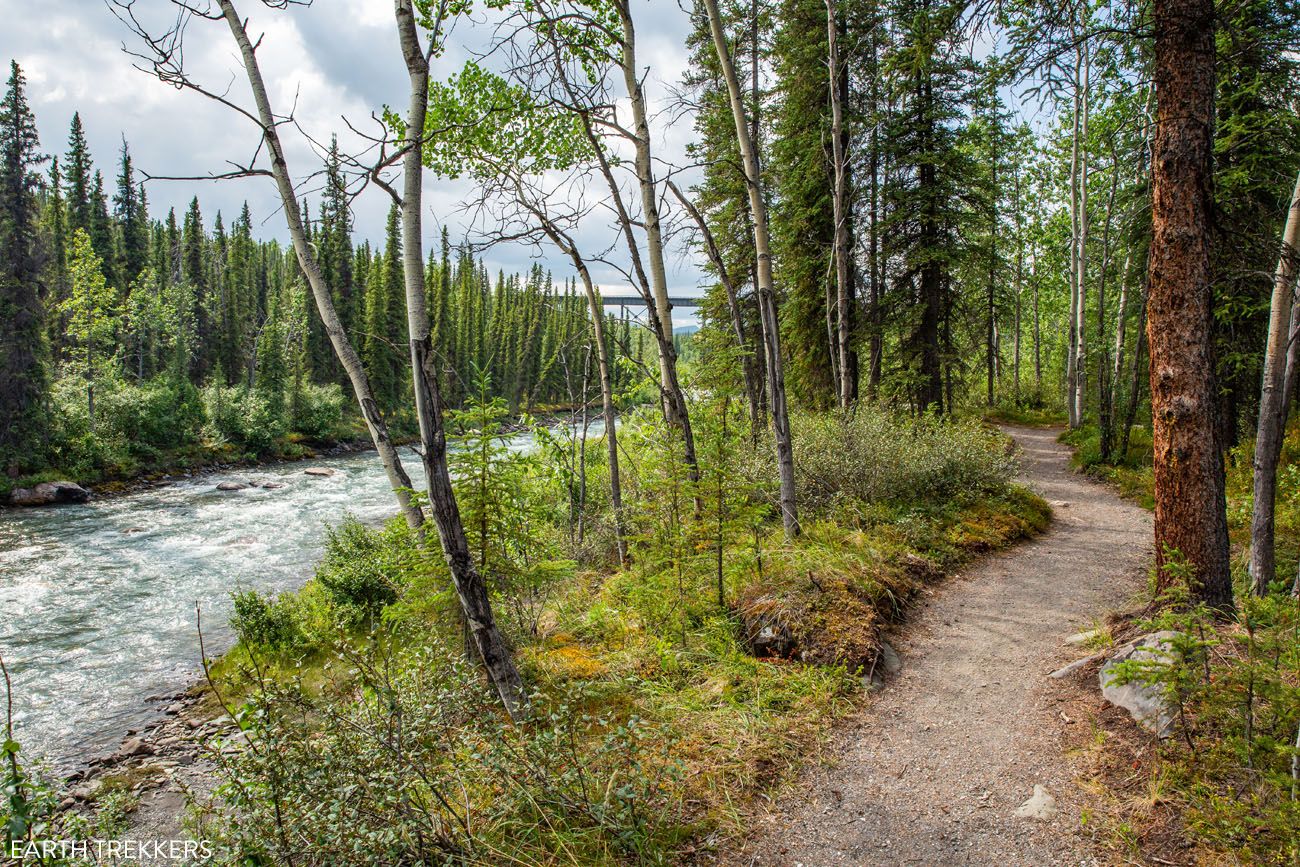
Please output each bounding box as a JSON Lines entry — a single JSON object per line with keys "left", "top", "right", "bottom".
{"left": 0, "top": 424, "right": 579, "bottom": 771}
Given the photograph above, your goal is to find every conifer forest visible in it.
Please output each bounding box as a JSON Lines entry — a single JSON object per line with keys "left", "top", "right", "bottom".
{"left": 2, "top": 0, "right": 1300, "bottom": 864}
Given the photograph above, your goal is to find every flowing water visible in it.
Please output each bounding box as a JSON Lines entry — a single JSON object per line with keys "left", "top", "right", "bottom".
{"left": 0, "top": 423, "right": 583, "bottom": 770}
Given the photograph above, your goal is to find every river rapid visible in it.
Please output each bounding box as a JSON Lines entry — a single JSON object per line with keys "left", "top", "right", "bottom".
{"left": 0, "top": 426, "right": 567, "bottom": 771}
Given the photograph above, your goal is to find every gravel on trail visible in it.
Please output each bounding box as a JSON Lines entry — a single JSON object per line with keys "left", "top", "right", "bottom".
{"left": 728, "top": 425, "right": 1153, "bottom": 866}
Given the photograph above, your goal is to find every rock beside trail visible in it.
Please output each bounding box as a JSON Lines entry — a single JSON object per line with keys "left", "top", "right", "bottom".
{"left": 1099, "top": 630, "right": 1183, "bottom": 737}
{"left": 1013, "top": 785, "right": 1057, "bottom": 820}
{"left": 738, "top": 595, "right": 798, "bottom": 659}
{"left": 9, "top": 480, "right": 91, "bottom": 506}
{"left": 877, "top": 641, "right": 903, "bottom": 676}
{"left": 304, "top": 467, "right": 336, "bottom": 477}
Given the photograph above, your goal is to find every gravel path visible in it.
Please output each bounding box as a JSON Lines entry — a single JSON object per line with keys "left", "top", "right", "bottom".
{"left": 728, "top": 425, "right": 1153, "bottom": 866}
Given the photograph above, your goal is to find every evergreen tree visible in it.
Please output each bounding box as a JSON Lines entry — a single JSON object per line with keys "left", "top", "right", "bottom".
{"left": 113, "top": 140, "right": 149, "bottom": 289}
{"left": 64, "top": 112, "right": 92, "bottom": 237}
{"left": 88, "top": 170, "right": 114, "bottom": 290}
{"left": 0, "top": 60, "right": 49, "bottom": 471}
{"left": 771, "top": 0, "right": 839, "bottom": 406}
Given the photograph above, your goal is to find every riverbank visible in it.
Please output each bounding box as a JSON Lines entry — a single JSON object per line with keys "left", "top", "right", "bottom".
{"left": 4, "top": 409, "right": 596, "bottom": 508}
{"left": 38, "top": 425, "right": 1049, "bottom": 862}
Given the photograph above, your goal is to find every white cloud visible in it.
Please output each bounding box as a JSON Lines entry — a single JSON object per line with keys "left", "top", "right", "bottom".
{"left": 0, "top": 0, "right": 705, "bottom": 322}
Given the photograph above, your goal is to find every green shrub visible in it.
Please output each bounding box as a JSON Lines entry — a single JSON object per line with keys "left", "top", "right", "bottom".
{"left": 1105, "top": 559, "right": 1300, "bottom": 864}
{"left": 207, "top": 644, "right": 684, "bottom": 865}
{"left": 315, "top": 517, "right": 410, "bottom": 623}
{"left": 230, "top": 589, "right": 302, "bottom": 650}
{"left": 291, "top": 383, "right": 346, "bottom": 441}
{"left": 202, "top": 383, "right": 287, "bottom": 452}
{"left": 785, "top": 408, "right": 1015, "bottom": 512}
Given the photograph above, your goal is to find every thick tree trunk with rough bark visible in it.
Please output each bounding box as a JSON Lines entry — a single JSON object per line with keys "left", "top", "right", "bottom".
{"left": 215, "top": 0, "right": 424, "bottom": 533}
{"left": 1248, "top": 170, "right": 1300, "bottom": 595}
{"left": 703, "top": 0, "right": 800, "bottom": 537}
{"left": 1146, "top": 0, "right": 1232, "bottom": 609}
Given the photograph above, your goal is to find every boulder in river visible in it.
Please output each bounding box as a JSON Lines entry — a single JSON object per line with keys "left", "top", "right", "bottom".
{"left": 261, "top": 481, "right": 285, "bottom": 489}
{"left": 1099, "top": 630, "right": 1183, "bottom": 738}
{"left": 304, "top": 467, "right": 336, "bottom": 478}
{"left": 215, "top": 481, "right": 249, "bottom": 491}
{"left": 9, "top": 480, "right": 90, "bottom": 507}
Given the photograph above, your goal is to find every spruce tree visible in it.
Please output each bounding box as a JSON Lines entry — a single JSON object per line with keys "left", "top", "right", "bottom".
{"left": 0, "top": 60, "right": 49, "bottom": 472}
{"left": 64, "top": 112, "right": 92, "bottom": 237}
{"left": 113, "top": 139, "right": 149, "bottom": 288}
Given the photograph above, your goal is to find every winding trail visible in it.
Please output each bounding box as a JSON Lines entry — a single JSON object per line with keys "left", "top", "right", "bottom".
{"left": 730, "top": 425, "right": 1153, "bottom": 866}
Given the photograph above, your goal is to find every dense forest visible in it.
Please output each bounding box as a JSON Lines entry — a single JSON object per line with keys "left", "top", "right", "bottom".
{"left": 0, "top": 103, "right": 647, "bottom": 484}
{"left": 2, "top": 0, "right": 1300, "bottom": 862}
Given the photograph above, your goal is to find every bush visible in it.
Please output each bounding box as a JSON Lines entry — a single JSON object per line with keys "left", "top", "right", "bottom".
{"left": 785, "top": 408, "right": 1015, "bottom": 512}
{"left": 230, "top": 589, "right": 302, "bottom": 650}
{"left": 291, "top": 383, "right": 346, "bottom": 441}
{"left": 314, "top": 517, "right": 412, "bottom": 624}
{"left": 202, "top": 383, "right": 287, "bottom": 452}
{"left": 207, "top": 645, "right": 683, "bottom": 865}
{"left": 45, "top": 375, "right": 204, "bottom": 477}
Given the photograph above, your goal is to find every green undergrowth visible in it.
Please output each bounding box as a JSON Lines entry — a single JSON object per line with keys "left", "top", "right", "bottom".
{"left": 4, "top": 399, "right": 1048, "bottom": 865}
{"left": 1059, "top": 422, "right": 1300, "bottom": 865}
{"left": 981, "top": 402, "right": 1069, "bottom": 428}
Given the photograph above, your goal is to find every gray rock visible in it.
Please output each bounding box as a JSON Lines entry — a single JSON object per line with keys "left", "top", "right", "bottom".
{"left": 261, "top": 481, "right": 285, "bottom": 489}
{"left": 1064, "top": 629, "right": 1101, "bottom": 646}
{"left": 739, "top": 597, "right": 797, "bottom": 659}
{"left": 304, "top": 467, "right": 336, "bottom": 477}
{"left": 1048, "top": 650, "right": 1105, "bottom": 679}
{"left": 1099, "top": 630, "right": 1183, "bottom": 737}
{"left": 1013, "top": 784, "right": 1056, "bottom": 820}
{"left": 877, "top": 641, "right": 903, "bottom": 676}
{"left": 119, "top": 737, "right": 155, "bottom": 758}
{"left": 10, "top": 480, "right": 90, "bottom": 506}
{"left": 215, "top": 481, "right": 248, "bottom": 491}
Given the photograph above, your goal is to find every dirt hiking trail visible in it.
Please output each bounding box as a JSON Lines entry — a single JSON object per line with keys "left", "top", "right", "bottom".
{"left": 730, "top": 425, "right": 1153, "bottom": 866}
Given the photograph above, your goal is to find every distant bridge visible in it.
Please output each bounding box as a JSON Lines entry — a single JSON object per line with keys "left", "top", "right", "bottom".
{"left": 600, "top": 295, "right": 702, "bottom": 308}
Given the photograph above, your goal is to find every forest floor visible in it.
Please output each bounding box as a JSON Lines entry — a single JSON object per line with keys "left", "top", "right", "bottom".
{"left": 726, "top": 425, "right": 1154, "bottom": 866}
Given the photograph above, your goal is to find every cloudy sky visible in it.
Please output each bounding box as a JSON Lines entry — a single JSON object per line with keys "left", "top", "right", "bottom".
{"left": 0, "top": 0, "right": 706, "bottom": 320}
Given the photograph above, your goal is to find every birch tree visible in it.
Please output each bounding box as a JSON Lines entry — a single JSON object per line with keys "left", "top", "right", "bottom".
{"left": 701, "top": 0, "right": 800, "bottom": 537}
{"left": 1248, "top": 169, "right": 1300, "bottom": 595}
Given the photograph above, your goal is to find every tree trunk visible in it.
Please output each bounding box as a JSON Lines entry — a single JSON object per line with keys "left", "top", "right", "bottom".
{"left": 614, "top": 1, "right": 699, "bottom": 481}
{"left": 703, "top": 0, "right": 800, "bottom": 537}
{"left": 1146, "top": 0, "right": 1232, "bottom": 610}
{"left": 826, "top": 0, "right": 856, "bottom": 408}
{"left": 215, "top": 0, "right": 425, "bottom": 533}
{"left": 668, "top": 180, "right": 764, "bottom": 436}
{"left": 1121, "top": 278, "right": 1149, "bottom": 459}
{"left": 1248, "top": 170, "right": 1300, "bottom": 595}
{"left": 1073, "top": 41, "right": 1091, "bottom": 428}
{"left": 1066, "top": 53, "right": 1081, "bottom": 428}
{"left": 1096, "top": 153, "right": 1120, "bottom": 462}
{"left": 1106, "top": 88, "right": 1154, "bottom": 459}
{"left": 538, "top": 220, "right": 627, "bottom": 565}
{"left": 393, "top": 0, "right": 526, "bottom": 717}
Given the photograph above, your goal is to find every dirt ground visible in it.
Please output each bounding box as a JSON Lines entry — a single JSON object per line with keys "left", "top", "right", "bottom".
{"left": 726, "top": 425, "right": 1154, "bottom": 866}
